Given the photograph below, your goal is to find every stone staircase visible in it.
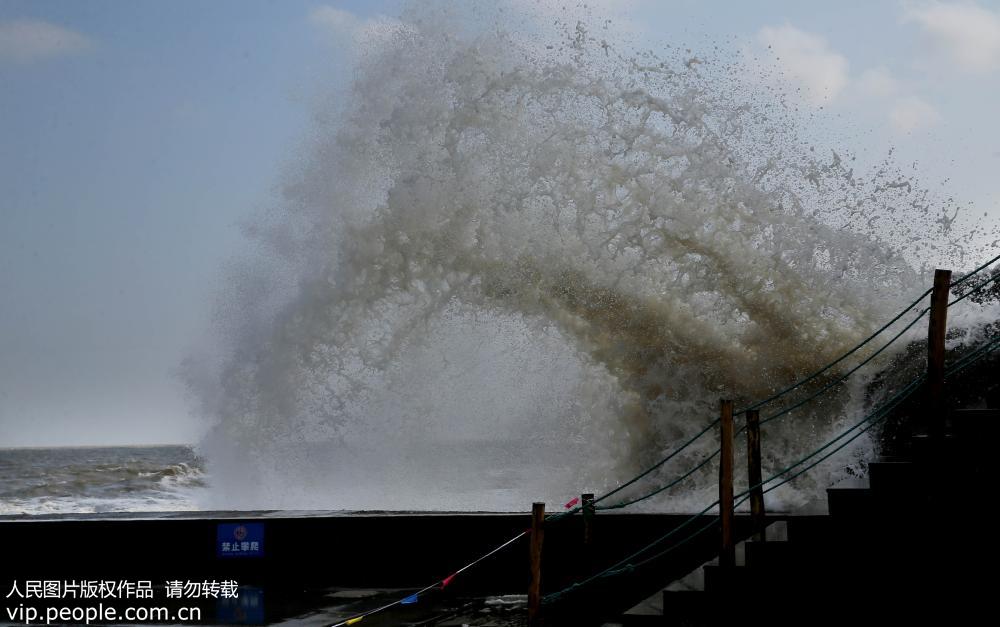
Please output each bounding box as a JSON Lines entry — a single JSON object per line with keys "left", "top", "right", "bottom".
{"left": 601, "top": 408, "right": 999, "bottom": 626}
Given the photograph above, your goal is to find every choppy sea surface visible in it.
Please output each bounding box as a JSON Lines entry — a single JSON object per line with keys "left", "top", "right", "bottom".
{"left": 0, "top": 446, "right": 206, "bottom": 515}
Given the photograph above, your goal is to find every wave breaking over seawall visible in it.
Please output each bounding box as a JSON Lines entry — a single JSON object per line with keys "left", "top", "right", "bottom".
{"left": 184, "top": 3, "right": 992, "bottom": 512}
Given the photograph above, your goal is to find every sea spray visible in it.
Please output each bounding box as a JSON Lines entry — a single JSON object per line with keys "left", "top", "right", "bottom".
{"left": 185, "top": 2, "right": 988, "bottom": 512}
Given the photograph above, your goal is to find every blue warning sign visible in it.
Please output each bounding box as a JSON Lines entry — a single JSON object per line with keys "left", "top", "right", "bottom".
{"left": 217, "top": 523, "right": 264, "bottom": 558}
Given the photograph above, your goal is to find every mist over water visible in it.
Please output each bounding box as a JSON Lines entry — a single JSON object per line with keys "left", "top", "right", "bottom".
{"left": 184, "top": 3, "right": 991, "bottom": 512}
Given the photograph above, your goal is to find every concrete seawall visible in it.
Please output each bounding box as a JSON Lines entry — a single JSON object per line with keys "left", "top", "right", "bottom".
{"left": 1, "top": 510, "right": 759, "bottom": 623}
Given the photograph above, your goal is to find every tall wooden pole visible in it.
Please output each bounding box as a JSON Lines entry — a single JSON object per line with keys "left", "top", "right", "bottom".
{"left": 746, "top": 408, "right": 765, "bottom": 542}
{"left": 581, "top": 493, "right": 595, "bottom": 548}
{"left": 528, "top": 502, "right": 545, "bottom": 626}
{"left": 928, "top": 269, "right": 951, "bottom": 443}
{"left": 719, "top": 400, "right": 735, "bottom": 569}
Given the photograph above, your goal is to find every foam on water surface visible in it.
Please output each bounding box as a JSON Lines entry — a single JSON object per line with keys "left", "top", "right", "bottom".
{"left": 0, "top": 446, "right": 206, "bottom": 515}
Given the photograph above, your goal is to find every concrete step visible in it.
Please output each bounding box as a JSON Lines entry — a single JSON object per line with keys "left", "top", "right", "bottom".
{"left": 703, "top": 562, "right": 848, "bottom": 593}
{"left": 709, "top": 545, "right": 947, "bottom": 595}
{"left": 636, "top": 403, "right": 1000, "bottom": 625}
{"left": 660, "top": 587, "right": 985, "bottom": 624}
{"left": 743, "top": 540, "right": 795, "bottom": 569}
{"left": 701, "top": 564, "right": 752, "bottom": 593}
{"left": 785, "top": 515, "right": 840, "bottom": 544}
{"left": 950, "top": 409, "right": 1000, "bottom": 441}
{"left": 601, "top": 616, "right": 666, "bottom": 627}
{"left": 868, "top": 460, "right": 919, "bottom": 492}
{"left": 784, "top": 515, "right": 925, "bottom": 548}
{"left": 909, "top": 433, "right": 963, "bottom": 460}
{"left": 659, "top": 591, "right": 746, "bottom": 625}
{"left": 826, "top": 486, "right": 874, "bottom": 517}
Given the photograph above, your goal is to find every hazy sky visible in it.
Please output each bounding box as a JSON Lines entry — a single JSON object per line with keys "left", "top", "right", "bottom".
{"left": 2, "top": 0, "right": 1000, "bottom": 447}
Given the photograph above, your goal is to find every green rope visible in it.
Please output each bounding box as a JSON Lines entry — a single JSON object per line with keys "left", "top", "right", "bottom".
{"left": 586, "top": 286, "right": 934, "bottom": 512}
{"left": 552, "top": 251, "right": 997, "bottom": 523}
{"left": 570, "top": 388, "right": 910, "bottom": 590}
{"left": 596, "top": 448, "right": 720, "bottom": 511}
{"left": 949, "top": 271, "right": 1000, "bottom": 307}
{"left": 544, "top": 334, "right": 1000, "bottom": 605}
{"left": 742, "top": 286, "right": 932, "bottom": 414}
{"left": 542, "top": 499, "right": 722, "bottom": 603}
{"left": 944, "top": 333, "right": 1000, "bottom": 375}
{"left": 601, "top": 304, "right": 932, "bottom": 511}
{"left": 750, "top": 259, "right": 998, "bottom": 434}
{"left": 544, "top": 508, "right": 579, "bottom": 523}
{"left": 545, "top": 255, "right": 1000, "bottom": 605}
{"left": 589, "top": 418, "right": 721, "bottom": 508}
{"left": 629, "top": 493, "right": 752, "bottom": 570}
{"left": 623, "top": 407, "right": 895, "bottom": 574}
{"left": 951, "top": 252, "right": 1000, "bottom": 287}
{"left": 756, "top": 306, "right": 928, "bottom": 427}
{"left": 750, "top": 375, "right": 924, "bottom": 499}
{"left": 545, "top": 364, "right": 925, "bottom": 602}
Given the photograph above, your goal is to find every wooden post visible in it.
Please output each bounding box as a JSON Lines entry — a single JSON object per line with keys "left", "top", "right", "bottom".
{"left": 719, "top": 400, "right": 735, "bottom": 569}
{"left": 528, "top": 502, "right": 545, "bottom": 626}
{"left": 746, "top": 409, "right": 765, "bottom": 542}
{"left": 581, "top": 493, "right": 595, "bottom": 547}
{"left": 928, "top": 269, "right": 951, "bottom": 442}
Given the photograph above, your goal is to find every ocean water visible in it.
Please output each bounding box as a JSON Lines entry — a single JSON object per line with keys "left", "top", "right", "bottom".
{"left": 0, "top": 446, "right": 206, "bottom": 516}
